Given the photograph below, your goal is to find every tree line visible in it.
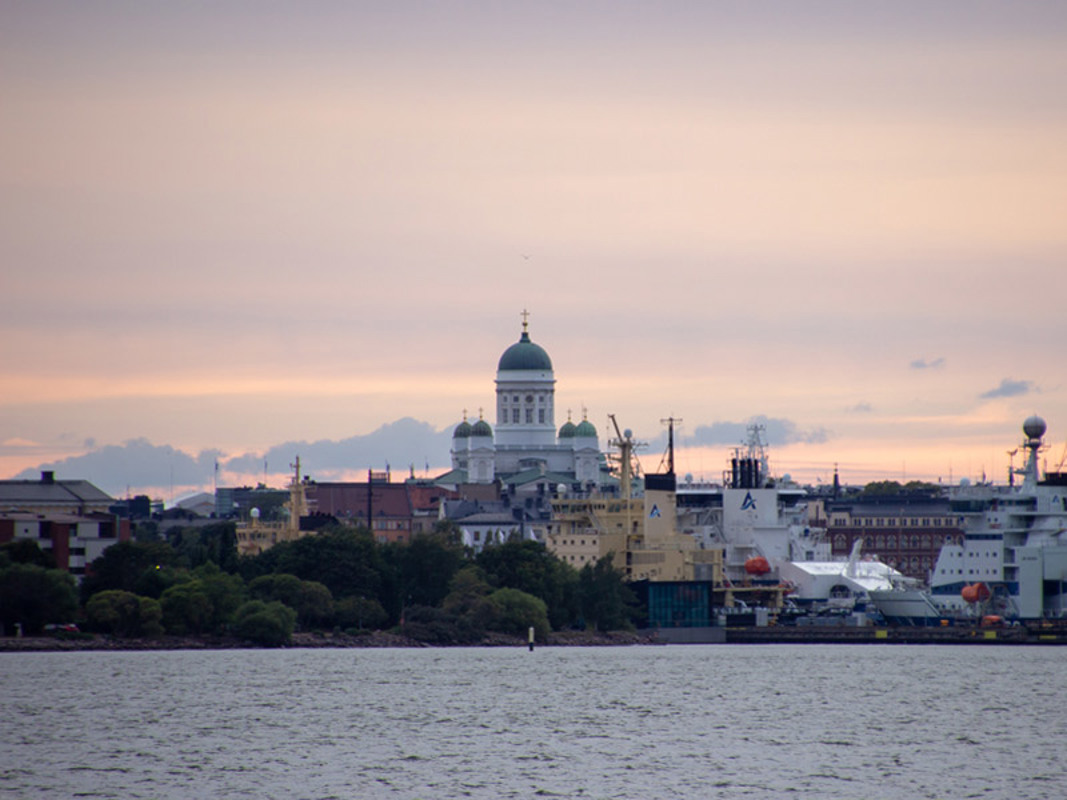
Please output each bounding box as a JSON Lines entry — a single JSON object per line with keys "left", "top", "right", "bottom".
{"left": 0, "top": 522, "right": 640, "bottom": 646}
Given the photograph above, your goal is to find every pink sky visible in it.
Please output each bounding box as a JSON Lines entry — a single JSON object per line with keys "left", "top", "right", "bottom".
{"left": 2, "top": 3, "right": 1065, "bottom": 495}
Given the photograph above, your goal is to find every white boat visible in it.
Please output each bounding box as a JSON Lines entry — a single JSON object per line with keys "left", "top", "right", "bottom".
{"left": 927, "top": 416, "right": 1067, "bottom": 621}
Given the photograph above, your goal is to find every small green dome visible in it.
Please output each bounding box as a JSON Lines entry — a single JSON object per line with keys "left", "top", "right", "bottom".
{"left": 471, "top": 419, "right": 493, "bottom": 437}
{"left": 453, "top": 420, "right": 472, "bottom": 438}
{"left": 574, "top": 420, "right": 597, "bottom": 438}
{"left": 558, "top": 420, "right": 576, "bottom": 439}
{"left": 498, "top": 331, "right": 553, "bottom": 372}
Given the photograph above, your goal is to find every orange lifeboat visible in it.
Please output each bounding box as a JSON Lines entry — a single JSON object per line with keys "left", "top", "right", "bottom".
{"left": 961, "top": 583, "right": 991, "bottom": 604}
{"left": 745, "top": 556, "right": 771, "bottom": 576}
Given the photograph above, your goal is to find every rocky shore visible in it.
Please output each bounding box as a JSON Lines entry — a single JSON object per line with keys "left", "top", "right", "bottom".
{"left": 0, "top": 628, "right": 662, "bottom": 653}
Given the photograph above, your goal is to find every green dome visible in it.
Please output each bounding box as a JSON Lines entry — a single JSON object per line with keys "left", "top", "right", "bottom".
{"left": 471, "top": 419, "right": 493, "bottom": 437}
{"left": 558, "top": 420, "right": 576, "bottom": 439}
{"left": 574, "top": 420, "right": 597, "bottom": 438}
{"left": 453, "top": 420, "right": 472, "bottom": 438}
{"left": 497, "top": 331, "right": 553, "bottom": 372}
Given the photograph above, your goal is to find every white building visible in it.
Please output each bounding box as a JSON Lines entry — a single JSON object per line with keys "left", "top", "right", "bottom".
{"left": 444, "top": 317, "right": 604, "bottom": 489}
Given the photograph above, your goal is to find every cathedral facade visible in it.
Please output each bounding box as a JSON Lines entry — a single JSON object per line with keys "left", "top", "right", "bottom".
{"left": 448, "top": 318, "right": 603, "bottom": 487}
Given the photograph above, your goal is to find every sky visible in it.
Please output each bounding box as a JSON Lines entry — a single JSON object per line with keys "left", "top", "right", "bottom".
{"left": 2, "top": 2, "right": 1066, "bottom": 499}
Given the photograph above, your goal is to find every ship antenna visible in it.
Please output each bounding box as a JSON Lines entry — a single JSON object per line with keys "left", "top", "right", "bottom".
{"left": 658, "top": 416, "right": 682, "bottom": 476}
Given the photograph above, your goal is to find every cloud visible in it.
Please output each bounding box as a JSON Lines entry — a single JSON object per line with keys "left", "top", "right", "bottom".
{"left": 224, "top": 418, "right": 452, "bottom": 477}
{"left": 11, "top": 419, "right": 455, "bottom": 497}
{"left": 847, "top": 402, "right": 873, "bottom": 413}
{"left": 910, "top": 357, "right": 945, "bottom": 370}
{"left": 979, "top": 378, "right": 1035, "bottom": 399}
{"left": 15, "top": 438, "right": 223, "bottom": 496}
{"left": 687, "top": 415, "right": 830, "bottom": 447}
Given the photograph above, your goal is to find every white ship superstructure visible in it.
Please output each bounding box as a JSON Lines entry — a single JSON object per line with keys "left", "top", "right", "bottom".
{"left": 677, "top": 424, "right": 907, "bottom": 611}
{"left": 929, "top": 416, "right": 1067, "bottom": 620}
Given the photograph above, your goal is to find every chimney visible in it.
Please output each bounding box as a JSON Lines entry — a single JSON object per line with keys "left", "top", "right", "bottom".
{"left": 41, "top": 471, "right": 55, "bottom": 484}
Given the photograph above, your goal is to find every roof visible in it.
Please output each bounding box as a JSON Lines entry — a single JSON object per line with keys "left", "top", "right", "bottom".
{"left": 433, "top": 468, "right": 469, "bottom": 486}
{"left": 457, "top": 512, "right": 521, "bottom": 527}
{"left": 470, "top": 419, "right": 493, "bottom": 437}
{"left": 497, "top": 330, "right": 553, "bottom": 372}
{"left": 502, "top": 468, "right": 577, "bottom": 488}
{"left": 574, "top": 419, "right": 597, "bottom": 438}
{"left": 0, "top": 476, "right": 114, "bottom": 510}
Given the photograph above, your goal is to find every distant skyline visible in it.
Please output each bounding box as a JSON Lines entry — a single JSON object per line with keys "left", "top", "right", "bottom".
{"left": 3, "top": 3, "right": 1065, "bottom": 499}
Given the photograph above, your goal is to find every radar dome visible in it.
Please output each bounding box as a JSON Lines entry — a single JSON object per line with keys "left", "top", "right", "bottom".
{"left": 1023, "top": 415, "right": 1046, "bottom": 440}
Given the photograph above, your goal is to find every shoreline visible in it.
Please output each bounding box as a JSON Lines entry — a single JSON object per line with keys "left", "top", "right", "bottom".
{"left": 0, "top": 629, "right": 662, "bottom": 653}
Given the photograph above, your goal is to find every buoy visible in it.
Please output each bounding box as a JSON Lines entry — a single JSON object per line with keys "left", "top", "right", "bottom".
{"left": 528, "top": 626, "right": 535, "bottom": 652}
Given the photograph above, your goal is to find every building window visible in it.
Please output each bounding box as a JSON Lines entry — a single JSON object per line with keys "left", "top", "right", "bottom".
{"left": 539, "top": 409, "right": 545, "bottom": 424}
{"left": 512, "top": 409, "right": 519, "bottom": 423}
{"left": 526, "top": 408, "right": 533, "bottom": 423}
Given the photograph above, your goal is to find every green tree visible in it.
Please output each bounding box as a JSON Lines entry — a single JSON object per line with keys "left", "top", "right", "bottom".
{"left": 578, "top": 555, "right": 639, "bottom": 632}
{"left": 861, "top": 480, "right": 903, "bottom": 496}
{"left": 80, "top": 541, "right": 179, "bottom": 602}
{"left": 476, "top": 540, "right": 578, "bottom": 629}
{"left": 193, "top": 563, "right": 247, "bottom": 632}
{"left": 0, "top": 563, "right": 78, "bottom": 635}
{"left": 249, "top": 573, "right": 303, "bottom": 607}
{"left": 335, "top": 595, "right": 388, "bottom": 631}
{"left": 383, "top": 533, "right": 467, "bottom": 611}
{"left": 168, "top": 522, "right": 239, "bottom": 572}
{"left": 441, "top": 565, "right": 498, "bottom": 632}
{"left": 85, "top": 590, "right": 163, "bottom": 638}
{"left": 132, "top": 520, "right": 162, "bottom": 543}
{"left": 486, "top": 587, "right": 550, "bottom": 640}
{"left": 232, "top": 600, "right": 296, "bottom": 646}
{"left": 133, "top": 565, "right": 190, "bottom": 600}
{"left": 160, "top": 580, "right": 213, "bottom": 635}
{"left": 240, "top": 526, "right": 385, "bottom": 604}
{"left": 248, "top": 573, "right": 334, "bottom": 630}
{"left": 1, "top": 539, "right": 56, "bottom": 569}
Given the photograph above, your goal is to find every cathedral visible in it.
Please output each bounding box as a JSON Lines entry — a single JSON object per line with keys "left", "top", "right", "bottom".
{"left": 446, "top": 316, "right": 604, "bottom": 489}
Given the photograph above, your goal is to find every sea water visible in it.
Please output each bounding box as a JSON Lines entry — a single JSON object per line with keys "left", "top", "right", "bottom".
{"left": 2, "top": 644, "right": 1064, "bottom": 799}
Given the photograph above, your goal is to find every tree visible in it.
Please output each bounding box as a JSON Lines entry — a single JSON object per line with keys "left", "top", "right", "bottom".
{"left": 249, "top": 573, "right": 334, "bottom": 630}
{"left": 476, "top": 540, "right": 579, "bottom": 629}
{"left": 1, "top": 539, "right": 56, "bottom": 569}
{"left": 160, "top": 581, "right": 213, "bottom": 635}
{"left": 80, "top": 541, "right": 179, "bottom": 601}
{"left": 441, "top": 565, "right": 498, "bottom": 632}
{"left": 192, "top": 563, "right": 248, "bottom": 632}
{"left": 240, "top": 526, "right": 385, "bottom": 603}
{"left": 335, "top": 595, "right": 388, "bottom": 631}
{"left": 486, "top": 587, "right": 550, "bottom": 640}
{"left": 232, "top": 600, "right": 296, "bottom": 646}
{"left": 861, "top": 480, "right": 903, "bottom": 496}
{"left": 0, "top": 563, "right": 78, "bottom": 635}
{"left": 168, "top": 522, "right": 239, "bottom": 572}
{"left": 85, "top": 590, "right": 163, "bottom": 638}
{"left": 578, "top": 555, "right": 639, "bottom": 632}
{"left": 383, "top": 533, "right": 467, "bottom": 611}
